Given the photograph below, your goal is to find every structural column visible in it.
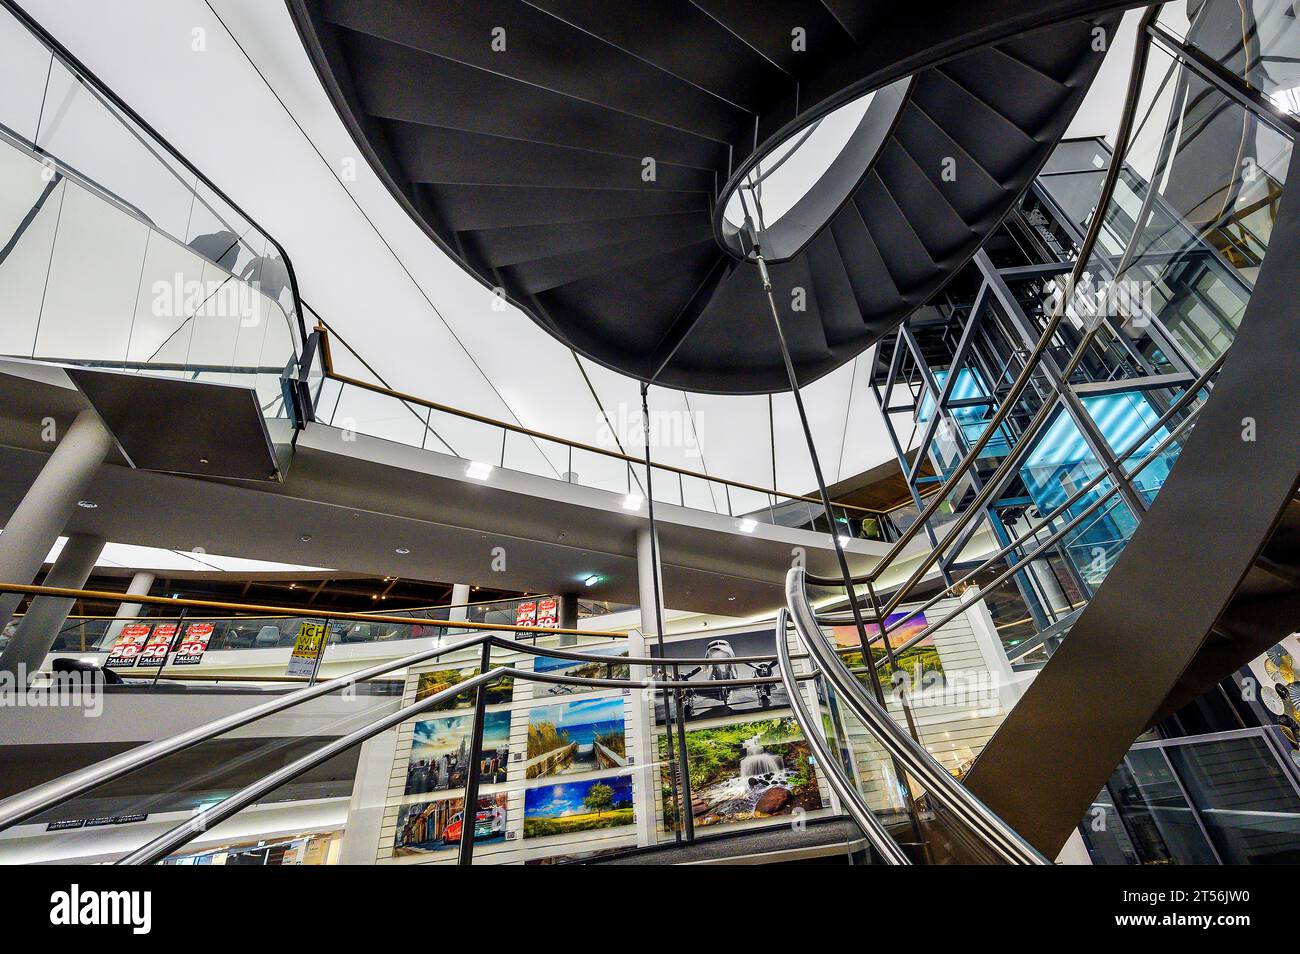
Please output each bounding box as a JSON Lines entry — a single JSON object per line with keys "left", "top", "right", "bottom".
{"left": 447, "top": 583, "right": 471, "bottom": 623}
{"left": 0, "top": 409, "right": 113, "bottom": 636}
{"left": 102, "top": 570, "right": 156, "bottom": 645}
{"left": 557, "top": 591, "right": 579, "bottom": 645}
{"left": 0, "top": 532, "right": 105, "bottom": 679}
{"left": 635, "top": 525, "right": 665, "bottom": 646}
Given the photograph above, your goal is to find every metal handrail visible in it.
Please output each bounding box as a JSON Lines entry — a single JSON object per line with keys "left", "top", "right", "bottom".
{"left": 0, "top": 632, "right": 791, "bottom": 837}
{"left": 309, "top": 323, "right": 889, "bottom": 521}
{"left": 773, "top": 608, "right": 911, "bottom": 864}
{"left": 117, "top": 661, "right": 812, "bottom": 865}
{"left": 783, "top": 567, "right": 1048, "bottom": 864}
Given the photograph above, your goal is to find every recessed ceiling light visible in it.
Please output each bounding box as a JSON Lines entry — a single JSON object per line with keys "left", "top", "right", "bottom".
{"left": 738, "top": 518, "right": 757, "bottom": 533}
{"left": 727, "top": 596, "right": 736, "bottom": 601}
{"left": 395, "top": 547, "right": 410, "bottom": 555}
{"left": 199, "top": 458, "right": 210, "bottom": 465}
{"left": 583, "top": 574, "right": 601, "bottom": 587}
{"left": 300, "top": 534, "right": 313, "bottom": 542}
{"left": 465, "top": 460, "right": 494, "bottom": 480}
{"left": 622, "top": 493, "right": 644, "bottom": 510}
{"left": 76, "top": 500, "right": 98, "bottom": 509}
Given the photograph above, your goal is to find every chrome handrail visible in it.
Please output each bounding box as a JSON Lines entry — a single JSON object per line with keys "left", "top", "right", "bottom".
{"left": 0, "top": 607, "right": 792, "bottom": 834}
{"left": 773, "top": 608, "right": 911, "bottom": 865}
{"left": 784, "top": 567, "right": 1048, "bottom": 864}
{"left": 120, "top": 664, "right": 804, "bottom": 865}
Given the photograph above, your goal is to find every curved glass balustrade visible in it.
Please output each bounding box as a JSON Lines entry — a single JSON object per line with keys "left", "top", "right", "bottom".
{"left": 0, "top": 0, "right": 303, "bottom": 420}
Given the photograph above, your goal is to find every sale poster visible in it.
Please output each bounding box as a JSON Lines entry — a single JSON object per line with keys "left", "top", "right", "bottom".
{"left": 535, "top": 597, "right": 559, "bottom": 629}
{"left": 135, "top": 624, "right": 178, "bottom": 668}
{"left": 105, "top": 623, "right": 151, "bottom": 669}
{"left": 288, "top": 620, "right": 327, "bottom": 677}
{"left": 172, "top": 622, "right": 215, "bottom": 666}
{"left": 515, "top": 601, "right": 537, "bottom": 628}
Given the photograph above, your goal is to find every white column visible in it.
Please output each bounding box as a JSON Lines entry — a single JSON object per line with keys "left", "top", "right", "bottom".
{"left": 448, "top": 583, "right": 471, "bottom": 623}
{"left": 636, "top": 525, "right": 665, "bottom": 646}
{"left": 103, "top": 571, "right": 156, "bottom": 646}
{"left": 0, "top": 410, "right": 112, "bottom": 637}
{"left": 1, "top": 532, "right": 105, "bottom": 679}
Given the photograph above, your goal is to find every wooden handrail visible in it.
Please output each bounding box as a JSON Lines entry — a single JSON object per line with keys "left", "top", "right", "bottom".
{"left": 312, "top": 324, "right": 883, "bottom": 518}
{"left": 0, "top": 582, "right": 621, "bottom": 638}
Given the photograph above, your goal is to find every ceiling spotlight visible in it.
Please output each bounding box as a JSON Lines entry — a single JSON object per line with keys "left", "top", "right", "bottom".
{"left": 465, "top": 460, "right": 494, "bottom": 480}
{"left": 727, "top": 596, "right": 736, "bottom": 601}
{"left": 76, "top": 500, "right": 98, "bottom": 509}
{"left": 583, "top": 574, "right": 601, "bottom": 587}
{"left": 738, "top": 518, "right": 757, "bottom": 533}
{"left": 300, "top": 534, "right": 313, "bottom": 543}
{"left": 199, "top": 458, "right": 210, "bottom": 465}
{"left": 395, "top": 547, "right": 410, "bottom": 555}
{"left": 622, "top": 492, "right": 644, "bottom": 511}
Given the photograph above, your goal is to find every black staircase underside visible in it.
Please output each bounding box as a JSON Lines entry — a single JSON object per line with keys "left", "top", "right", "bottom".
{"left": 289, "top": 0, "right": 1137, "bottom": 394}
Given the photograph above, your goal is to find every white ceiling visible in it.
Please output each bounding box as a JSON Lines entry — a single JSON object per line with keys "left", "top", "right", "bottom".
{"left": 19, "top": 0, "right": 1138, "bottom": 498}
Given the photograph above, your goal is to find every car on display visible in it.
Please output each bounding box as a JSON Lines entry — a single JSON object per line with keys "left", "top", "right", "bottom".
{"left": 441, "top": 801, "right": 506, "bottom": 845}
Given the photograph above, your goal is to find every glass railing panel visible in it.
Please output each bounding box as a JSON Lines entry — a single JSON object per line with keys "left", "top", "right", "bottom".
{"left": 0, "top": 7, "right": 50, "bottom": 142}
{"left": 501, "top": 429, "right": 567, "bottom": 483}
{"left": 567, "top": 444, "right": 635, "bottom": 496}
{"left": 329, "top": 384, "right": 431, "bottom": 448}
{"left": 32, "top": 178, "right": 150, "bottom": 361}
{"left": 0, "top": 138, "right": 61, "bottom": 353}
{"left": 35, "top": 58, "right": 200, "bottom": 242}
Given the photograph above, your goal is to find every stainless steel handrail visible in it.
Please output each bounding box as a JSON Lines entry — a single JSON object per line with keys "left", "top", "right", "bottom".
{"left": 119, "top": 664, "right": 808, "bottom": 865}
{"left": 773, "top": 608, "right": 911, "bottom": 865}
{"left": 784, "top": 567, "right": 1048, "bottom": 864}
{"left": 0, "top": 621, "right": 795, "bottom": 835}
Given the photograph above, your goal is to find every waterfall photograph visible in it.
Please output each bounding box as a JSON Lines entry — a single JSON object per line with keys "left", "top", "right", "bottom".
{"left": 660, "top": 717, "right": 823, "bottom": 830}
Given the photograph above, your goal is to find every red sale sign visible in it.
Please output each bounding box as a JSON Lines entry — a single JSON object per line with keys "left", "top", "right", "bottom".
{"left": 105, "top": 623, "right": 151, "bottom": 669}
{"left": 515, "top": 601, "right": 537, "bottom": 627}
{"left": 535, "top": 597, "right": 559, "bottom": 628}
{"left": 172, "top": 622, "right": 215, "bottom": 666}
{"left": 136, "top": 624, "right": 177, "bottom": 668}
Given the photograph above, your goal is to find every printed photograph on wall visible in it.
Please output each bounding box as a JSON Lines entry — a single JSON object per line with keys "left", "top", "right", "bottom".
{"left": 526, "top": 696, "right": 627, "bottom": 779}
{"left": 414, "top": 663, "right": 514, "bottom": 710}
{"left": 523, "top": 775, "right": 635, "bottom": 839}
{"left": 393, "top": 794, "right": 509, "bottom": 856}
{"left": 831, "top": 611, "right": 941, "bottom": 687}
{"left": 659, "top": 717, "right": 820, "bottom": 830}
{"left": 648, "top": 629, "right": 787, "bottom": 722}
{"left": 530, "top": 645, "right": 630, "bottom": 697}
{"left": 404, "top": 710, "right": 511, "bottom": 795}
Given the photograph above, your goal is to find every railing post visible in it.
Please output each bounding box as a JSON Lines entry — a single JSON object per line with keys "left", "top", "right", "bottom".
{"left": 151, "top": 607, "right": 188, "bottom": 689}
{"left": 458, "top": 640, "right": 493, "bottom": 866}
{"left": 307, "top": 616, "right": 331, "bottom": 687}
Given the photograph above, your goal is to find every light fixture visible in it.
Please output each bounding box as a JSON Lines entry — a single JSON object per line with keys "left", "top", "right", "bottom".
{"left": 395, "top": 547, "right": 410, "bottom": 555}
{"left": 727, "top": 596, "right": 736, "bottom": 601}
{"left": 584, "top": 574, "right": 601, "bottom": 587}
{"left": 837, "top": 534, "right": 852, "bottom": 546}
{"left": 622, "top": 492, "right": 644, "bottom": 510}
{"left": 738, "top": 518, "right": 757, "bottom": 533}
{"left": 465, "top": 460, "right": 494, "bottom": 480}
{"left": 76, "top": 500, "right": 98, "bottom": 509}
{"left": 300, "top": 534, "right": 313, "bottom": 543}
